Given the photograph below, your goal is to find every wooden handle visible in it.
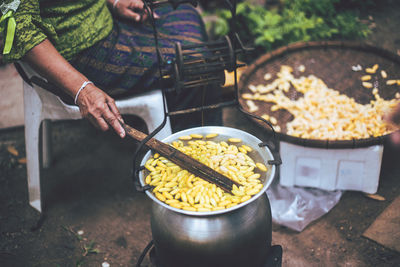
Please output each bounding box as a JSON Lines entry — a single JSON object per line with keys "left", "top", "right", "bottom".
{"left": 121, "top": 123, "right": 240, "bottom": 192}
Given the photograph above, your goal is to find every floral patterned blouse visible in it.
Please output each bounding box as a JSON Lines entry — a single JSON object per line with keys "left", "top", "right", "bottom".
{"left": 2, "top": 0, "right": 113, "bottom": 63}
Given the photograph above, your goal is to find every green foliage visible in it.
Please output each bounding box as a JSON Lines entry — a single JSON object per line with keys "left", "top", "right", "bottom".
{"left": 83, "top": 240, "right": 100, "bottom": 256}
{"left": 204, "top": 0, "right": 371, "bottom": 55}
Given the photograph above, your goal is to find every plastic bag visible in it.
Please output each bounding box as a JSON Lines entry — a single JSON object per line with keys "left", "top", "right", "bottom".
{"left": 266, "top": 178, "right": 343, "bottom": 232}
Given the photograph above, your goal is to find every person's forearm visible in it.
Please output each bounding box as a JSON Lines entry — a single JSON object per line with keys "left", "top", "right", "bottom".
{"left": 22, "top": 39, "right": 89, "bottom": 99}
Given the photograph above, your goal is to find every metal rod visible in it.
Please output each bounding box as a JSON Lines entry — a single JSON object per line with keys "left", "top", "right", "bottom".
{"left": 183, "top": 77, "right": 223, "bottom": 87}
{"left": 182, "top": 46, "right": 229, "bottom": 55}
{"left": 168, "top": 100, "right": 237, "bottom": 116}
{"left": 181, "top": 82, "right": 222, "bottom": 89}
{"left": 181, "top": 48, "right": 245, "bottom": 62}
{"left": 182, "top": 54, "right": 232, "bottom": 64}
{"left": 183, "top": 66, "right": 225, "bottom": 75}
{"left": 182, "top": 60, "right": 230, "bottom": 68}
{"left": 181, "top": 39, "right": 226, "bottom": 49}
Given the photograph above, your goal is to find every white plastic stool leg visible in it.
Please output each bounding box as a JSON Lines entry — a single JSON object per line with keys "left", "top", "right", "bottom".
{"left": 41, "top": 119, "right": 52, "bottom": 168}
{"left": 23, "top": 82, "right": 43, "bottom": 212}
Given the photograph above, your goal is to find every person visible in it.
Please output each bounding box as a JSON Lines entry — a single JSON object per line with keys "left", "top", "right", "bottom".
{"left": 386, "top": 102, "right": 400, "bottom": 146}
{"left": 1, "top": 0, "right": 222, "bottom": 137}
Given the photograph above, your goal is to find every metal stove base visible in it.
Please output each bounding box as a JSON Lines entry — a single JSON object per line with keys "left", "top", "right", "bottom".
{"left": 148, "top": 245, "right": 282, "bottom": 267}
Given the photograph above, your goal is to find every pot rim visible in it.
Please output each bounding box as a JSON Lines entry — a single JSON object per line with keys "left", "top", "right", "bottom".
{"left": 139, "top": 126, "right": 276, "bottom": 216}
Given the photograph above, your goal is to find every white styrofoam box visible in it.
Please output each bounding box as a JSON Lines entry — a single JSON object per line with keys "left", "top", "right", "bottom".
{"left": 279, "top": 141, "right": 384, "bottom": 194}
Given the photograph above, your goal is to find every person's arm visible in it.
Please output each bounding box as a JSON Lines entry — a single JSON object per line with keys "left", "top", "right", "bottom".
{"left": 23, "top": 39, "right": 126, "bottom": 138}
{"left": 386, "top": 102, "right": 400, "bottom": 145}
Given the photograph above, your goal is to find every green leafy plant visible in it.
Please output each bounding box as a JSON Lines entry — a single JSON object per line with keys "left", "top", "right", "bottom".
{"left": 204, "top": 0, "right": 372, "bottom": 58}
{"left": 61, "top": 225, "right": 100, "bottom": 266}
{"left": 83, "top": 241, "right": 100, "bottom": 256}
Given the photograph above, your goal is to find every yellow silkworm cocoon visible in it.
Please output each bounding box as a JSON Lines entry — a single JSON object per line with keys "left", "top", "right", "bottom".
{"left": 242, "top": 93, "right": 253, "bottom": 100}
{"left": 241, "top": 144, "right": 253, "bottom": 152}
{"left": 256, "top": 163, "right": 268, "bottom": 172}
{"left": 361, "top": 75, "right": 371, "bottom": 81}
{"left": 298, "top": 65, "right": 306, "bottom": 72}
{"left": 264, "top": 73, "right": 272, "bottom": 80}
{"left": 155, "top": 192, "right": 166, "bottom": 202}
{"left": 238, "top": 147, "right": 248, "bottom": 154}
{"left": 271, "top": 105, "right": 280, "bottom": 112}
{"left": 182, "top": 206, "right": 197, "bottom": 212}
{"left": 366, "top": 64, "right": 378, "bottom": 74}
{"left": 270, "top": 116, "right": 277, "bottom": 125}
{"left": 163, "top": 191, "right": 174, "bottom": 200}
{"left": 179, "top": 135, "right": 192, "bottom": 140}
{"left": 362, "top": 82, "right": 373, "bottom": 88}
{"left": 206, "top": 133, "right": 219, "bottom": 139}
{"left": 261, "top": 114, "right": 270, "bottom": 121}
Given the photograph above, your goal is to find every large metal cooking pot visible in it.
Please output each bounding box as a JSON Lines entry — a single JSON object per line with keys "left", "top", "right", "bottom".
{"left": 140, "top": 126, "right": 277, "bottom": 267}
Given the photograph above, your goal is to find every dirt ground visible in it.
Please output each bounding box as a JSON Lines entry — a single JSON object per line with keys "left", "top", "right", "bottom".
{"left": 1, "top": 1, "right": 400, "bottom": 267}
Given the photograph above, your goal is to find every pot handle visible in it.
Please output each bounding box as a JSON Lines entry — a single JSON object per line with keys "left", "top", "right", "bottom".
{"left": 133, "top": 165, "right": 153, "bottom": 193}
{"left": 236, "top": 104, "right": 282, "bottom": 166}
{"left": 259, "top": 139, "right": 282, "bottom": 166}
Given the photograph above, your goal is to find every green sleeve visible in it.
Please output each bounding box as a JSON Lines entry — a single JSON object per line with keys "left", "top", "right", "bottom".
{"left": 3, "top": 0, "right": 58, "bottom": 63}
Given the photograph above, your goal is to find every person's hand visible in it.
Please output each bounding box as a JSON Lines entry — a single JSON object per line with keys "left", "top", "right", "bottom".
{"left": 112, "top": 0, "right": 159, "bottom": 22}
{"left": 386, "top": 102, "right": 400, "bottom": 145}
{"left": 76, "top": 84, "right": 126, "bottom": 138}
